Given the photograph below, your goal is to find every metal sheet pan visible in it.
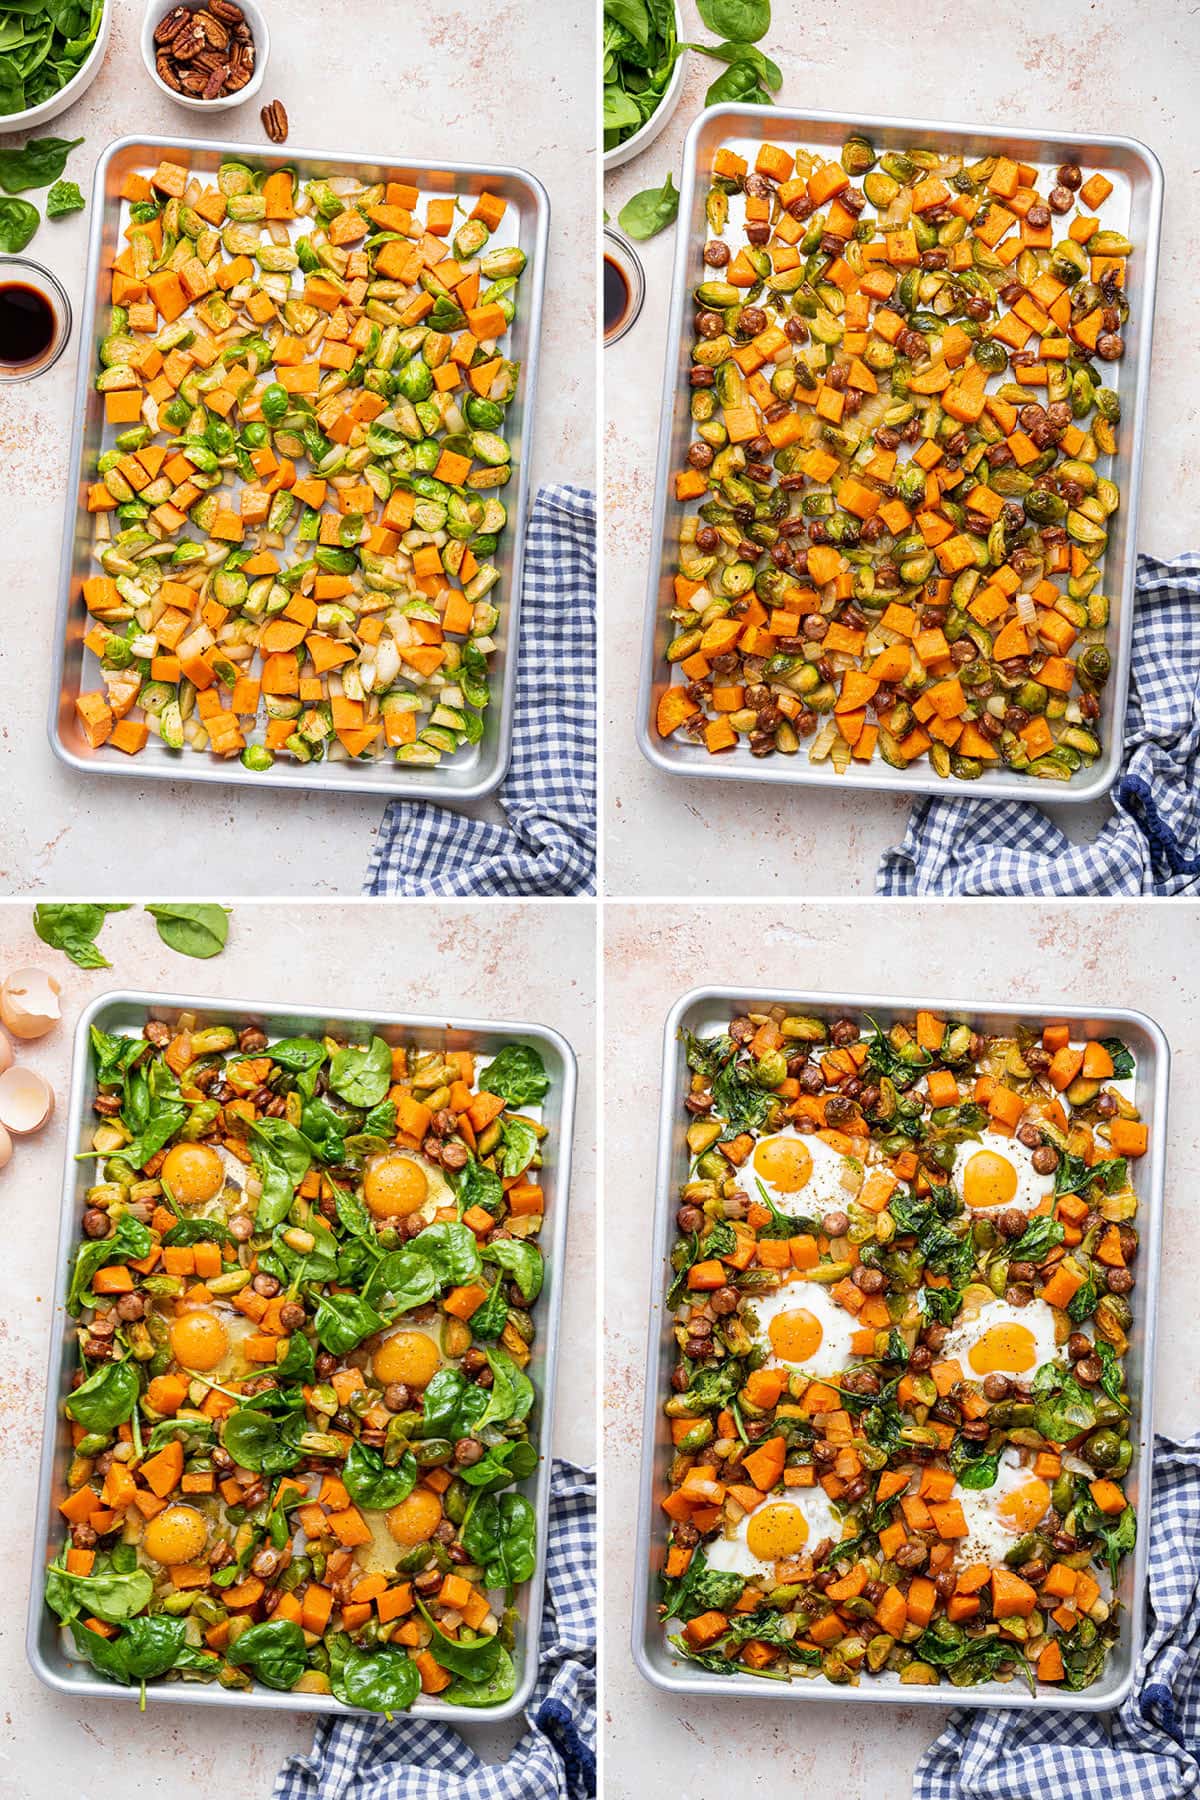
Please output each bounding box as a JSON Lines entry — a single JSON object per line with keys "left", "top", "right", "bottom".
{"left": 633, "top": 984, "right": 1169, "bottom": 1710}
{"left": 27, "top": 990, "right": 577, "bottom": 1721}
{"left": 49, "top": 134, "right": 549, "bottom": 800}
{"left": 636, "top": 105, "right": 1163, "bottom": 803}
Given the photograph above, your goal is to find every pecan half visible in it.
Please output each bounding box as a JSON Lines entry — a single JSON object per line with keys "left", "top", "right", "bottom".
{"left": 153, "top": 4, "right": 191, "bottom": 43}
{"left": 155, "top": 49, "right": 184, "bottom": 87}
{"left": 261, "top": 99, "right": 288, "bottom": 143}
{"left": 207, "top": 0, "right": 244, "bottom": 19}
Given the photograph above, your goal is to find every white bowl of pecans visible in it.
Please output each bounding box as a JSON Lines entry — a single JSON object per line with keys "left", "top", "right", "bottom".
{"left": 141, "top": 0, "right": 269, "bottom": 109}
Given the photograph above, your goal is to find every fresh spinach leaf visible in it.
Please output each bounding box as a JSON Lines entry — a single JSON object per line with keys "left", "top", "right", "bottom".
{"left": 145, "top": 903, "right": 230, "bottom": 959}
{"left": 462, "top": 1491, "right": 537, "bottom": 1591}
{"left": 89, "top": 1024, "right": 143, "bottom": 1085}
{"left": 696, "top": 0, "right": 770, "bottom": 41}
{"left": 70, "top": 1614, "right": 216, "bottom": 1686}
{"left": 34, "top": 902, "right": 130, "bottom": 967}
{"left": 479, "top": 1043, "right": 550, "bottom": 1109}
{"left": 618, "top": 172, "right": 680, "bottom": 241}
{"left": 705, "top": 58, "right": 771, "bottom": 104}
{"left": 482, "top": 1238, "right": 543, "bottom": 1303}
{"left": 457, "top": 1438, "right": 539, "bottom": 1492}
{"left": 361, "top": 1246, "right": 438, "bottom": 1314}
{"left": 688, "top": 38, "right": 780, "bottom": 88}
{"left": 65, "top": 1358, "right": 139, "bottom": 1433}
{"left": 499, "top": 1117, "right": 539, "bottom": 1178}
{"left": 328, "top": 1035, "right": 392, "bottom": 1108}
{"left": 228, "top": 1617, "right": 307, "bottom": 1690}
{"left": 454, "top": 1155, "right": 505, "bottom": 1218}
{"left": 313, "top": 1292, "right": 384, "bottom": 1355}
{"left": 342, "top": 1439, "right": 418, "bottom": 1510}
{"left": 479, "top": 1346, "right": 534, "bottom": 1429}
{"left": 416, "top": 1603, "right": 504, "bottom": 1679}
{"left": 46, "top": 1556, "right": 153, "bottom": 1625}
{"left": 45, "top": 177, "right": 83, "bottom": 217}
{"left": 146, "top": 1416, "right": 214, "bottom": 1454}
{"left": 410, "top": 1222, "right": 482, "bottom": 1289}
{"left": 420, "top": 1368, "right": 490, "bottom": 1440}
{"left": 248, "top": 1118, "right": 313, "bottom": 1230}
{"left": 161, "top": 1217, "right": 234, "bottom": 1248}
{"left": 221, "top": 1406, "right": 303, "bottom": 1475}
{"left": 468, "top": 1278, "right": 509, "bottom": 1341}
{"left": 329, "top": 1643, "right": 420, "bottom": 1713}
{"left": 444, "top": 1644, "right": 517, "bottom": 1707}
{"left": 0, "top": 134, "right": 83, "bottom": 191}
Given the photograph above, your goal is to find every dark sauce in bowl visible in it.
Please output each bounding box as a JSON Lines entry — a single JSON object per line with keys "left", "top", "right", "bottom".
{"left": 0, "top": 282, "right": 57, "bottom": 370}
{"left": 604, "top": 254, "right": 631, "bottom": 339}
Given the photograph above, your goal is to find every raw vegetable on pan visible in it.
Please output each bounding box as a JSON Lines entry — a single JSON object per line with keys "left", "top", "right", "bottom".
{"left": 46, "top": 1013, "right": 552, "bottom": 1709}
{"left": 77, "top": 155, "right": 525, "bottom": 773}
{"left": 659, "top": 1004, "right": 1146, "bottom": 1692}
{"left": 659, "top": 132, "right": 1130, "bottom": 784}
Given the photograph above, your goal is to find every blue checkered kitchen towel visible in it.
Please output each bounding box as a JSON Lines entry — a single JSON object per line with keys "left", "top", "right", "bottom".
{"left": 275, "top": 1460, "right": 596, "bottom": 1800}
{"left": 878, "top": 552, "right": 1200, "bottom": 896}
{"left": 915, "top": 1431, "right": 1200, "bottom": 1800}
{"left": 364, "top": 484, "right": 596, "bottom": 897}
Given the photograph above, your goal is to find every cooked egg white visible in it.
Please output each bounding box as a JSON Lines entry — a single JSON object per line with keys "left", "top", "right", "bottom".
{"left": 747, "top": 1278, "right": 861, "bottom": 1380}
{"left": 749, "top": 1127, "right": 860, "bottom": 1216}
{"left": 956, "top": 1450, "right": 1054, "bottom": 1564}
{"left": 705, "top": 1484, "right": 844, "bottom": 1580}
{"left": 957, "top": 1129, "right": 1055, "bottom": 1215}
{"left": 943, "top": 1294, "right": 1060, "bottom": 1381}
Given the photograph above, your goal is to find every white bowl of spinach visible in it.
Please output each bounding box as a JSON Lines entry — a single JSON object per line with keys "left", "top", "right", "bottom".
{"left": 0, "top": 0, "right": 109, "bottom": 129}
{"left": 603, "top": 0, "right": 688, "bottom": 170}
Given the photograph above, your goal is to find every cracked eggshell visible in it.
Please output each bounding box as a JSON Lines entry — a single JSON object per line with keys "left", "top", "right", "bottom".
{"left": 0, "top": 967, "right": 62, "bottom": 1040}
{"left": 0, "top": 1028, "right": 11, "bottom": 1075}
{"left": 0, "top": 1066, "right": 55, "bottom": 1136}
{"left": 0, "top": 1121, "right": 10, "bottom": 1168}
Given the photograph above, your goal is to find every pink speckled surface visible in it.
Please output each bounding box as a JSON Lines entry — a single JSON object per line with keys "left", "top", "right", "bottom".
{"left": 0, "top": 899, "right": 596, "bottom": 1796}
{"left": 0, "top": 0, "right": 595, "bottom": 896}
{"left": 603, "top": 900, "right": 1197, "bottom": 1798}
{"left": 603, "top": 0, "right": 1200, "bottom": 895}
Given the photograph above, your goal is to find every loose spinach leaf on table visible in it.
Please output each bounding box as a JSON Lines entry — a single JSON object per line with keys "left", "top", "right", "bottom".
{"left": 227, "top": 1617, "right": 308, "bottom": 1690}
{"left": 705, "top": 57, "right": 772, "bottom": 104}
{"left": 328, "top": 1035, "right": 392, "bottom": 1108}
{"left": 65, "top": 1357, "right": 139, "bottom": 1433}
{"left": 687, "top": 38, "right": 780, "bottom": 90}
{"left": 0, "top": 135, "right": 83, "bottom": 190}
{"left": 145, "top": 903, "right": 230, "bottom": 960}
{"left": 479, "top": 1043, "right": 550, "bottom": 1109}
{"left": 696, "top": 0, "right": 771, "bottom": 41}
{"left": 34, "top": 902, "right": 129, "bottom": 968}
{"left": 618, "top": 172, "right": 679, "bottom": 241}
{"left": 46, "top": 178, "right": 83, "bottom": 218}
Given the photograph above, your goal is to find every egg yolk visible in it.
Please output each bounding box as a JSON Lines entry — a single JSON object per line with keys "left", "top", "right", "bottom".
{"left": 143, "top": 1504, "right": 208, "bottom": 1565}
{"left": 387, "top": 1488, "right": 443, "bottom": 1545}
{"left": 753, "top": 1135, "right": 813, "bottom": 1195}
{"left": 374, "top": 1329, "right": 441, "bottom": 1389}
{"left": 160, "top": 1141, "right": 225, "bottom": 1205}
{"left": 364, "top": 1153, "right": 429, "bottom": 1219}
{"left": 767, "top": 1305, "right": 823, "bottom": 1364}
{"left": 745, "top": 1501, "right": 810, "bottom": 1561}
{"left": 170, "top": 1308, "right": 229, "bottom": 1371}
{"left": 962, "top": 1148, "right": 1019, "bottom": 1210}
{"left": 967, "top": 1321, "right": 1037, "bottom": 1375}
{"left": 996, "top": 1477, "right": 1052, "bottom": 1534}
